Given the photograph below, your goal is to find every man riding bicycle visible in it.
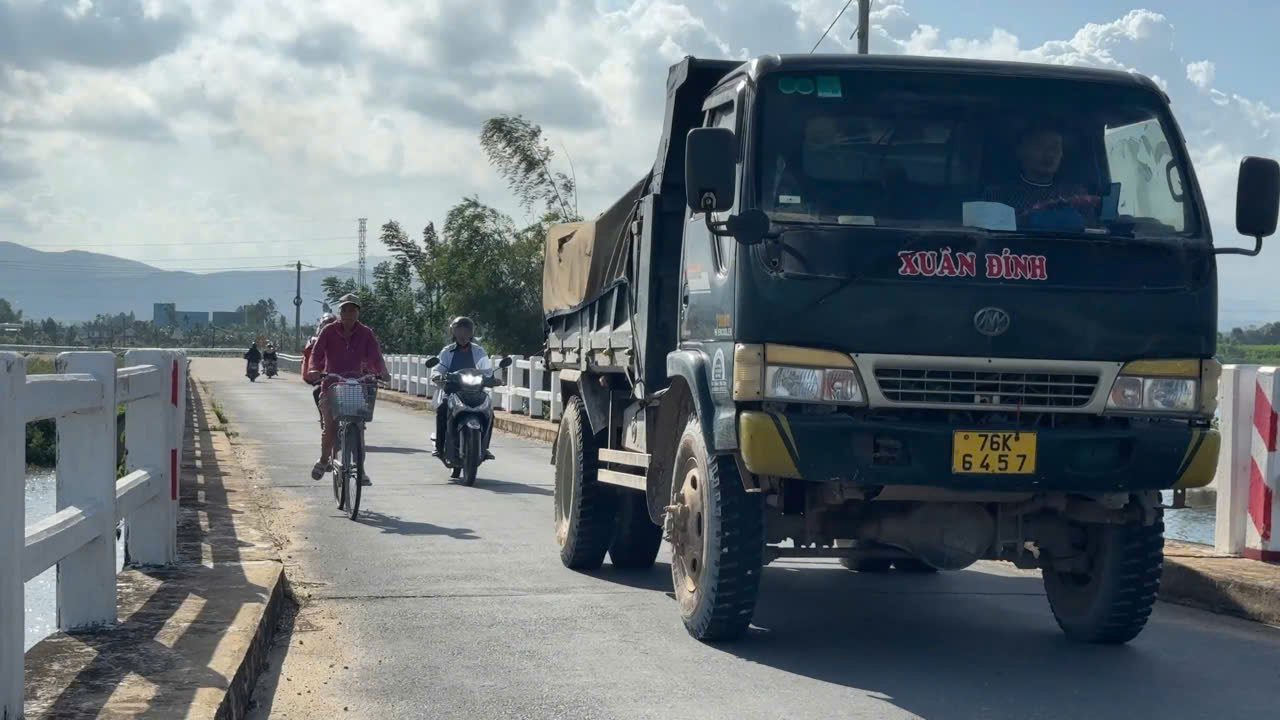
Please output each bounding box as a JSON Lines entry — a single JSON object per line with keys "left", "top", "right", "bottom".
{"left": 305, "top": 295, "right": 390, "bottom": 485}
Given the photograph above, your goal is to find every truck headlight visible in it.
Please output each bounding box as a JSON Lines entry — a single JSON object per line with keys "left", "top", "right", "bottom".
{"left": 1105, "top": 359, "right": 1216, "bottom": 415}
{"left": 734, "top": 344, "right": 865, "bottom": 405}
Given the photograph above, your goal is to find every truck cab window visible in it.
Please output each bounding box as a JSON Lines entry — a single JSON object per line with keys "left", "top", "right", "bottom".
{"left": 756, "top": 71, "right": 1202, "bottom": 239}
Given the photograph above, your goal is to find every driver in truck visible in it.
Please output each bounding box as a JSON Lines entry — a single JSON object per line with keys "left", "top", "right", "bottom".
{"left": 982, "top": 120, "right": 1099, "bottom": 228}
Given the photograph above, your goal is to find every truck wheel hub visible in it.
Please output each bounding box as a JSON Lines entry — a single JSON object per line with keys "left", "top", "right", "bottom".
{"left": 669, "top": 465, "right": 705, "bottom": 594}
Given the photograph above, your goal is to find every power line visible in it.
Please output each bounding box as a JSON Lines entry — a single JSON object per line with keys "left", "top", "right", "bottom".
{"left": 811, "top": 0, "right": 855, "bottom": 53}
{"left": 7, "top": 236, "right": 358, "bottom": 250}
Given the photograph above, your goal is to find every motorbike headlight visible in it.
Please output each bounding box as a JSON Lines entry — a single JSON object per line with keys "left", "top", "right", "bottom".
{"left": 1105, "top": 359, "right": 1210, "bottom": 415}
{"left": 737, "top": 345, "right": 865, "bottom": 405}
{"left": 461, "top": 374, "right": 483, "bottom": 387}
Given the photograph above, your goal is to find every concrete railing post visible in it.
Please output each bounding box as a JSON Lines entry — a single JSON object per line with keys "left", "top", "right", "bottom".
{"left": 1216, "top": 365, "right": 1258, "bottom": 555}
{"left": 550, "top": 370, "right": 563, "bottom": 422}
{"left": 529, "top": 357, "right": 546, "bottom": 419}
{"left": 408, "top": 356, "right": 419, "bottom": 397}
{"left": 1, "top": 354, "right": 24, "bottom": 719}
{"left": 124, "top": 350, "right": 179, "bottom": 565}
{"left": 1246, "top": 366, "right": 1280, "bottom": 562}
{"left": 397, "top": 355, "right": 408, "bottom": 392}
{"left": 55, "top": 351, "right": 118, "bottom": 630}
{"left": 416, "top": 356, "right": 428, "bottom": 397}
{"left": 510, "top": 356, "right": 526, "bottom": 414}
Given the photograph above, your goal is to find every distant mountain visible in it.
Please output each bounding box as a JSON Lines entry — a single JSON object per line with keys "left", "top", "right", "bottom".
{"left": 0, "top": 242, "right": 392, "bottom": 324}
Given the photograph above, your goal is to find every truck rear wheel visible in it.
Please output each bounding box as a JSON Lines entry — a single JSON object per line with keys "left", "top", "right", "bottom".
{"left": 554, "top": 396, "right": 615, "bottom": 569}
{"left": 1042, "top": 510, "right": 1164, "bottom": 644}
{"left": 668, "top": 415, "right": 763, "bottom": 641}
{"left": 608, "top": 491, "right": 662, "bottom": 569}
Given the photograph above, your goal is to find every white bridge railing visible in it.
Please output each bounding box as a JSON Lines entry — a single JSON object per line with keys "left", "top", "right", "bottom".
{"left": 385, "top": 354, "right": 563, "bottom": 422}
{"left": 1, "top": 350, "right": 188, "bottom": 718}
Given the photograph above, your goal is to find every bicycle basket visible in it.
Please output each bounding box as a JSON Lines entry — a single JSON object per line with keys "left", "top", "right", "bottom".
{"left": 330, "top": 381, "right": 377, "bottom": 421}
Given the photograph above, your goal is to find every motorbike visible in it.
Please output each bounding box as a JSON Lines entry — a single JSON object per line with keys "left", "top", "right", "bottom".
{"left": 244, "top": 353, "right": 260, "bottom": 382}
{"left": 263, "top": 357, "right": 278, "bottom": 378}
{"left": 424, "top": 355, "right": 512, "bottom": 486}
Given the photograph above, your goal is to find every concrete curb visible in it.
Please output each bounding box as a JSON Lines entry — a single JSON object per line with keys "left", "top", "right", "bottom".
{"left": 217, "top": 571, "right": 288, "bottom": 720}
{"left": 1159, "top": 542, "right": 1280, "bottom": 626}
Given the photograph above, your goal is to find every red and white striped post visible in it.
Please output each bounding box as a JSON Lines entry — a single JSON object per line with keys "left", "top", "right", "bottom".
{"left": 1246, "top": 367, "right": 1280, "bottom": 561}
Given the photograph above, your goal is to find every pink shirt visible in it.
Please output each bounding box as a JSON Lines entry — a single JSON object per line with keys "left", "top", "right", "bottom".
{"left": 310, "top": 321, "right": 386, "bottom": 379}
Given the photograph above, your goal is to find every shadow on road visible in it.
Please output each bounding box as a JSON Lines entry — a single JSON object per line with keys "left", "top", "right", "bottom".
{"left": 366, "top": 445, "right": 428, "bottom": 455}
{"left": 355, "top": 509, "right": 480, "bottom": 540}
{"left": 471, "top": 476, "right": 554, "bottom": 496}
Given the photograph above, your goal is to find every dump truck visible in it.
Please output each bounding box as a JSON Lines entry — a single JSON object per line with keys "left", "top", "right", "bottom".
{"left": 542, "top": 53, "right": 1280, "bottom": 643}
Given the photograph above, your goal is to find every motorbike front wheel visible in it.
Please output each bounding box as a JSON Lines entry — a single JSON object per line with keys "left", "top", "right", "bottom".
{"left": 461, "top": 427, "right": 481, "bottom": 487}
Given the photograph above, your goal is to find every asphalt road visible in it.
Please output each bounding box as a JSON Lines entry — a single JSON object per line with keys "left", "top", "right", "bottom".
{"left": 191, "top": 358, "right": 1280, "bottom": 720}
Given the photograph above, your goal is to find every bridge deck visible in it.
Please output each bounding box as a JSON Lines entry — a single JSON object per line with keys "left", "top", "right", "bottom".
{"left": 177, "top": 358, "right": 1280, "bottom": 720}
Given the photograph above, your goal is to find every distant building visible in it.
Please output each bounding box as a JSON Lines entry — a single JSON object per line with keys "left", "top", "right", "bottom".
{"left": 211, "top": 311, "right": 243, "bottom": 327}
{"left": 152, "top": 303, "right": 210, "bottom": 328}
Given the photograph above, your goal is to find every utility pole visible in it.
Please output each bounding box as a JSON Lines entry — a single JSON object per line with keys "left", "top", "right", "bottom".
{"left": 358, "top": 218, "right": 368, "bottom": 287}
{"left": 294, "top": 260, "right": 303, "bottom": 352}
{"left": 856, "top": 0, "right": 870, "bottom": 54}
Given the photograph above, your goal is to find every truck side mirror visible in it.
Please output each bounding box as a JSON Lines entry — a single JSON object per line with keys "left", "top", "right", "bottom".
{"left": 1224, "top": 156, "right": 1280, "bottom": 256}
{"left": 424, "top": 356, "right": 440, "bottom": 369}
{"left": 685, "top": 127, "right": 736, "bottom": 213}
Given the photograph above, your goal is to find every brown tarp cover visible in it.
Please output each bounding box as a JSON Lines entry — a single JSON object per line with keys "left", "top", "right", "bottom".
{"left": 543, "top": 177, "right": 646, "bottom": 316}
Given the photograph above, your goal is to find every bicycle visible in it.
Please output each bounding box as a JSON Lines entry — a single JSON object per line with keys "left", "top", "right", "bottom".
{"left": 322, "top": 373, "right": 378, "bottom": 520}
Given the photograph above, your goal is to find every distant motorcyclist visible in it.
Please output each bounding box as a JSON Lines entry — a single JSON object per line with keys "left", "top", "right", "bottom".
{"left": 430, "top": 316, "right": 493, "bottom": 459}
{"left": 244, "top": 341, "right": 262, "bottom": 379}
{"left": 263, "top": 343, "right": 278, "bottom": 363}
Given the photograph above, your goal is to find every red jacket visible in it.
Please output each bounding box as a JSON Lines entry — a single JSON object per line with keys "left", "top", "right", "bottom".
{"left": 310, "top": 321, "right": 387, "bottom": 381}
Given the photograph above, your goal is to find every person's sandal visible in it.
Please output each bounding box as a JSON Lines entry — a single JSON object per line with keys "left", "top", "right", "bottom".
{"left": 311, "top": 460, "right": 329, "bottom": 480}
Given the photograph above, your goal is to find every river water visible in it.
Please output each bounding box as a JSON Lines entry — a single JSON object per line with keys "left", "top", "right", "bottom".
{"left": 20, "top": 473, "right": 1214, "bottom": 650}
{"left": 24, "top": 470, "right": 124, "bottom": 651}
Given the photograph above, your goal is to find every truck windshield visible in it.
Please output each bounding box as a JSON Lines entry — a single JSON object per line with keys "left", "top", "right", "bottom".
{"left": 756, "top": 71, "right": 1201, "bottom": 239}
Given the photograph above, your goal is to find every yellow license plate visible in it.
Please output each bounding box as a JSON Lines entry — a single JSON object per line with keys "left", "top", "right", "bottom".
{"left": 952, "top": 431, "right": 1036, "bottom": 474}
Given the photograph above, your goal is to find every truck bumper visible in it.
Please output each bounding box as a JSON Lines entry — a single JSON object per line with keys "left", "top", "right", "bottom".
{"left": 738, "top": 411, "right": 1218, "bottom": 492}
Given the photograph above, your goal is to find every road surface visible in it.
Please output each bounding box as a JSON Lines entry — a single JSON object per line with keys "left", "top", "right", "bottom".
{"left": 190, "top": 358, "right": 1280, "bottom": 720}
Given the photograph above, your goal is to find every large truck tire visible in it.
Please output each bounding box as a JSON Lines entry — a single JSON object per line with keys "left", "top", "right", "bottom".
{"left": 1042, "top": 509, "right": 1164, "bottom": 644}
{"left": 608, "top": 490, "right": 662, "bottom": 569}
{"left": 668, "top": 415, "right": 764, "bottom": 642}
{"left": 554, "top": 396, "right": 615, "bottom": 569}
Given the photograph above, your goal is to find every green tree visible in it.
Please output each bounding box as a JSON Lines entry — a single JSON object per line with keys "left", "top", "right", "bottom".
{"left": 0, "top": 298, "right": 21, "bottom": 323}
{"left": 480, "top": 114, "right": 581, "bottom": 223}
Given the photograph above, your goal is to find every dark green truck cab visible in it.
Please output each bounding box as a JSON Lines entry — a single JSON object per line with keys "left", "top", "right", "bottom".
{"left": 544, "top": 54, "right": 1280, "bottom": 645}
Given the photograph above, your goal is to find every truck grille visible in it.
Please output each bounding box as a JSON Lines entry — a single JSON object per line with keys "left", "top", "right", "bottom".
{"left": 874, "top": 367, "right": 1100, "bottom": 408}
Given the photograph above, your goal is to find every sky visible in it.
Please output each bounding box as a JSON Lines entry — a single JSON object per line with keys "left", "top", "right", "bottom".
{"left": 2, "top": 0, "right": 1280, "bottom": 327}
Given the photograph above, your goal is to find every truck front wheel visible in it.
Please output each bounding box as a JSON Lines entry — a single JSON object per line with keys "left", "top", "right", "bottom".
{"left": 554, "top": 396, "right": 615, "bottom": 569}
{"left": 667, "top": 416, "right": 764, "bottom": 641}
{"left": 1042, "top": 510, "right": 1164, "bottom": 644}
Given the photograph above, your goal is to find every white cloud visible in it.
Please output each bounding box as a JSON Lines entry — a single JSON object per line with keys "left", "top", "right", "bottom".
{"left": 1, "top": 1, "right": 1278, "bottom": 326}
{"left": 1187, "top": 60, "right": 1216, "bottom": 90}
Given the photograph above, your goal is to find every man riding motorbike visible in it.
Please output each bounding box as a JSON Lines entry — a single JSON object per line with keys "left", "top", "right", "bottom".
{"left": 262, "top": 343, "right": 279, "bottom": 377}
{"left": 301, "top": 313, "right": 338, "bottom": 421}
{"left": 430, "top": 316, "right": 494, "bottom": 461}
{"left": 305, "top": 295, "right": 390, "bottom": 485}
{"left": 244, "top": 341, "right": 262, "bottom": 379}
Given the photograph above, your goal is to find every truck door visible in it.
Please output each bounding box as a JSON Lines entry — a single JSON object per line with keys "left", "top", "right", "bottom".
{"left": 681, "top": 100, "right": 738, "bottom": 345}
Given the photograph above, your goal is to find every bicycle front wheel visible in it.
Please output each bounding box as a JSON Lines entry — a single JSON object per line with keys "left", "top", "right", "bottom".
{"left": 332, "top": 421, "right": 344, "bottom": 509}
{"left": 344, "top": 422, "right": 363, "bottom": 520}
